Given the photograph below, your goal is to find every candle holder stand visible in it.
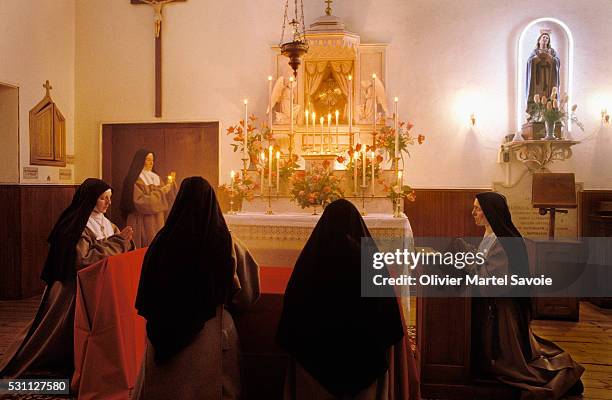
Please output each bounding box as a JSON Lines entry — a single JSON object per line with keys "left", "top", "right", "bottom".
{"left": 265, "top": 185, "right": 274, "bottom": 215}
{"left": 359, "top": 184, "right": 370, "bottom": 216}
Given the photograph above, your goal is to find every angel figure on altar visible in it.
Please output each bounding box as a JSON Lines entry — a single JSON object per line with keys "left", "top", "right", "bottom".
{"left": 269, "top": 76, "right": 301, "bottom": 124}
{"left": 360, "top": 78, "right": 389, "bottom": 121}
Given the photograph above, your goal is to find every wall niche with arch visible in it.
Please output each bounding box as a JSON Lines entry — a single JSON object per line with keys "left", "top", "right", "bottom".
{"left": 516, "top": 18, "right": 574, "bottom": 132}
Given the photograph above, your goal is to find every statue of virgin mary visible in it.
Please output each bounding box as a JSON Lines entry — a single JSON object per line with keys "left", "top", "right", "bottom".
{"left": 526, "top": 32, "right": 560, "bottom": 119}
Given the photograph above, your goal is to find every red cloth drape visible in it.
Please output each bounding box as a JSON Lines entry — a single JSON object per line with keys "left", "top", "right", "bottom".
{"left": 72, "top": 248, "right": 292, "bottom": 400}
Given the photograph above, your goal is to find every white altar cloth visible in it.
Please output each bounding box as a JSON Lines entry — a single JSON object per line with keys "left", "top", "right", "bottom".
{"left": 225, "top": 212, "right": 413, "bottom": 267}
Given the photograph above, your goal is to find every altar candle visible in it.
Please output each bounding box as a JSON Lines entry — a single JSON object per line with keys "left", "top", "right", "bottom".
{"left": 371, "top": 151, "right": 375, "bottom": 196}
{"left": 348, "top": 75, "right": 353, "bottom": 140}
{"left": 310, "top": 111, "right": 317, "bottom": 152}
{"left": 353, "top": 152, "right": 358, "bottom": 193}
{"left": 268, "top": 146, "right": 273, "bottom": 187}
{"left": 276, "top": 151, "right": 280, "bottom": 192}
{"left": 320, "top": 116, "right": 325, "bottom": 154}
{"left": 362, "top": 148, "right": 366, "bottom": 187}
{"left": 289, "top": 76, "right": 294, "bottom": 136}
{"left": 398, "top": 170, "right": 403, "bottom": 187}
{"left": 230, "top": 170, "right": 235, "bottom": 189}
{"left": 372, "top": 74, "right": 377, "bottom": 143}
{"left": 268, "top": 76, "right": 273, "bottom": 131}
{"left": 335, "top": 110, "right": 339, "bottom": 149}
{"left": 394, "top": 97, "right": 399, "bottom": 158}
{"left": 327, "top": 113, "right": 332, "bottom": 153}
{"left": 260, "top": 152, "right": 265, "bottom": 195}
{"left": 305, "top": 110, "right": 309, "bottom": 151}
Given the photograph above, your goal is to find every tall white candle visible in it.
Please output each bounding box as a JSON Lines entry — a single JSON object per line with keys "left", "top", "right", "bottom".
{"left": 320, "top": 116, "right": 325, "bottom": 154}
{"left": 268, "top": 76, "right": 273, "bottom": 132}
{"left": 260, "top": 152, "right": 265, "bottom": 195}
{"left": 372, "top": 74, "right": 377, "bottom": 144}
{"left": 268, "top": 145, "right": 273, "bottom": 187}
{"left": 276, "top": 151, "right": 280, "bottom": 192}
{"left": 371, "top": 151, "right": 375, "bottom": 196}
{"left": 327, "top": 113, "right": 332, "bottom": 153}
{"left": 311, "top": 111, "right": 317, "bottom": 152}
{"left": 243, "top": 99, "right": 249, "bottom": 160}
{"left": 348, "top": 75, "right": 352, "bottom": 141}
{"left": 398, "top": 170, "right": 402, "bottom": 187}
{"left": 362, "top": 148, "right": 366, "bottom": 186}
{"left": 394, "top": 97, "right": 399, "bottom": 158}
{"left": 353, "top": 152, "right": 358, "bottom": 193}
{"left": 289, "top": 76, "right": 294, "bottom": 136}
{"left": 335, "top": 110, "right": 339, "bottom": 150}
{"left": 305, "top": 110, "right": 309, "bottom": 151}
{"left": 230, "top": 170, "right": 235, "bottom": 188}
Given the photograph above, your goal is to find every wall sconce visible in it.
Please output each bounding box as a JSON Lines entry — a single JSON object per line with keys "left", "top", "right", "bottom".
{"left": 470, "top": 113, "right": 476, "bottom": 127}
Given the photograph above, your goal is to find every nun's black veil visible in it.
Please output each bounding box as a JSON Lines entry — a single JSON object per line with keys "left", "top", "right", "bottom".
{"left": 41, "top": 178, "right": 112, "bottom": 284}
{"left": 476, "top": 192, "right": 533, "bottom": 355}
{"left": 120, "top": 148, "right": 156, "bottom": 219}
{"left": 135, "top": 177, "right": 234, "bottom": 361}
{"left": 276, "top": 199, "right": 404, "bottom": 397}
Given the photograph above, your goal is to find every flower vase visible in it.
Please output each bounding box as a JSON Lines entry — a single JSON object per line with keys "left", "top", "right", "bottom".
{"left": 543, "top": 120, "right": 557, "bottom": 140}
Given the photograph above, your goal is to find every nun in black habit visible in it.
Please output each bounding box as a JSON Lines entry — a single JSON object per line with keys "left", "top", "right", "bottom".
{"left": 133, "top": 176, "right": 260, "bottom": 400}
{"left": 0, "top": 178, "right": 133, "bottom": 378}
{"left": 277, "top": 199, "right": 417, "bottom": 400}
{"left": 464, "top": 192, "right": 584, "bottom": 400}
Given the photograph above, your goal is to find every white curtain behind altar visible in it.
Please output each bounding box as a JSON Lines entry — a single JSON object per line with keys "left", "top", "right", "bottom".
{"left": 305, "top": 60, "right": 353, "bottom": 111}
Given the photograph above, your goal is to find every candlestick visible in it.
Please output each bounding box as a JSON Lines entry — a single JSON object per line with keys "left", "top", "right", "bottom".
{"left": 335, "top": 110, "right": 339, "bottom": 150}
{"left": 267, "top": 76, "right": 273, "bottom": 133}
{"left": 268, "top": 146, "right": 273, "bottom": 187}
{"left": 371, "top": 151, "right": 375, "bottom": 197}
{"left": 372, "top": 74, "right": 379, "bottom": 148}
{"left": 243, "top": 99, "right": 249, "bottom": 160}
{"left": 348, "top": 75, "right": 353, "bottom": 147}
{"left": 327, "top": 113, "right": 332, "bottom": 153}
{"left": 276, "top": 151, "right": 280, "bottom": 193}
{"left": 289, "top": 77, "right": 295, "bottom": 134}
{"left": 320, "top": 116, "right": 324, "bottom": 154}
{"left": 312, "top": 111, "right": 317, "bottom": 153}
{"left": 394, "top": 97, "right": 399, "bottom": 160}
{"left": 305, "top": 110, "right": 309, "bottom": 152}
{"left": 353, "top": 151, "right": 359, "bottom": 194}
{"left": 260, "top": 152, "right": 265, "bottom": 196}
{"left": 362, "top": 147, "right": 366, "bottom": 187}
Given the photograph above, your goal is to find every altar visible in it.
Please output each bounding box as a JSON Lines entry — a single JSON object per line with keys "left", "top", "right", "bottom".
{"left": 225, "top": 205, "right": 413, "bottom": 267}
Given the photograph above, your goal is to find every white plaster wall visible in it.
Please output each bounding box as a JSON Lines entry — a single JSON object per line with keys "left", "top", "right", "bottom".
{"left": 74, "top": 0, "right": 612, "bottom": 189}
{"left": 0, "top": 0, "right": 75, "bottom": 184}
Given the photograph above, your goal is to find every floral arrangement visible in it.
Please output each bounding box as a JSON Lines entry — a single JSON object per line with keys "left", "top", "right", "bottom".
{"left": 227, "top": 114, "right": 274, "bottom": 164}
{"left": 218, "top": 171, "right": 256, "bottom": 202}
{"left": 290, "top": 161, "right": 344, "bottom": 210}
{"left": 380, "top": 179, "right": 416, "bottom": 203}
{"left": 375, "top": 122, "right": 425, "bottom": 160}
{"left": 529, "top": 89, "right": 584, "bottom": 131}
{"left": 336, "top": 143, "right": 384, "bottom": 182}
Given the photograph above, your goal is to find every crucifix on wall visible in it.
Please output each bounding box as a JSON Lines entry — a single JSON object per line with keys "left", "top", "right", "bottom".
{"left": 131, "top": 0, "right": 186, "bottom": 118}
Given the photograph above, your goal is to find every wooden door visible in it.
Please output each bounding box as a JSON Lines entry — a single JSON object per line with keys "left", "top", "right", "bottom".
{"left": 102, "top": 122, "right": 219, "bottom": 226}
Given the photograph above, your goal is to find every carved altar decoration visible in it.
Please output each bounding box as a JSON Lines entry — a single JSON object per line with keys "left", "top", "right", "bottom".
{"left": 501, "top": 139, "right": 579, "bottom": 173}
{"left": 29, "top": 80, "right": 66, "bottom": 167}
{"left": 270, "top": 2, "right": 389, "bottom": 157}
{"left": 229, "top": 2, "right": 428, "bottom": 219}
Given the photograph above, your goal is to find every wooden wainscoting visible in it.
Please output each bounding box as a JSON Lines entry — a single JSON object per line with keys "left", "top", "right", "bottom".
{"left": 0, "top": 185, "right": 77, "bottom": 299}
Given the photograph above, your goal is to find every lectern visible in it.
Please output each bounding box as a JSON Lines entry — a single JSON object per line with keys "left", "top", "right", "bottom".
{"left": 532, "top": 173, "right": 577, "bottom": 239}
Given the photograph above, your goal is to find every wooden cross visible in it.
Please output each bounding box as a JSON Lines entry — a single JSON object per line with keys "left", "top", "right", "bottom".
{"left": 43, "top": 80, "right": 53, "bottom": 96}
{"left": 131, "top": 0, "right": 185, "bottom": 118}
